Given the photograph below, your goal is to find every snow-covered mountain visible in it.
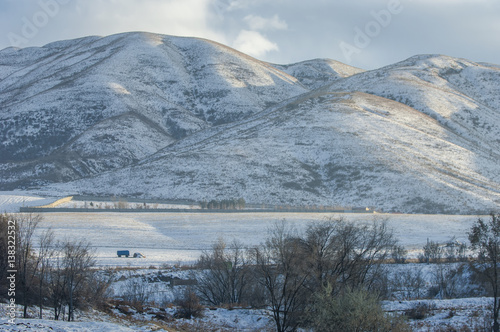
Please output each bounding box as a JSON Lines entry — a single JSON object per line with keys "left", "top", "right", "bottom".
{"left": 0, "top": 32, "right": 305, "bottom": 179}
{"left": 1, "top": 32, "right": 499, "bottom": 213}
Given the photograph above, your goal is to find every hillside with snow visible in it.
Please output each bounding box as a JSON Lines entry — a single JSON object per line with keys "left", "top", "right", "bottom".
{"left": 1, "top": 32, "right": 499, "bottom": 213}
{"left": 0, "top": 32, "right": 306, "bottom": 185}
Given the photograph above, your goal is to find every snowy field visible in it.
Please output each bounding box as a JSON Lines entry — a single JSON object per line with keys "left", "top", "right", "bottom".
{"left": 30, "top": 211, "right": 479, "bottom": 267}
{"left": 0, "top": 192, "right": 481, "bottom": 266}
{"left": 0, "top": 191, "right": 57, "bottom": 213}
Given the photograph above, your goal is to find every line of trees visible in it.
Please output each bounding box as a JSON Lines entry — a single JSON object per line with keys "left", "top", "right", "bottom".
{"left": 0, "top": 213, "right": 111, "bottom": 321}
{"left": 200, "top": 198, "right": 246, "bottom": 210}
{"left": 195, "top": 217, "right": 409, "bottom": 332}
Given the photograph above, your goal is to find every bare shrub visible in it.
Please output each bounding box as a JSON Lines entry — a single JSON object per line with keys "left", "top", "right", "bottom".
{"left": 391, "top": 244, "right": 408, "bottom": 264}
{"left": 429, "top": 263, "right": 473, "bottom": 299}
{"left": 308, "top": 285, "right": 411, "bottom": 332}
{"left": 391, "top": 266, "right": 426, "bottom": 300}
{"left": 196, "top": 238, "right": 253, "bottom": 306}
{"left": 175, "top": 288, "right": 204, "bottom": 319}
{"left": 405, "top": 302, "right": 436, "bottom": 320}
{"left": 85, "top": 269, "right": 114, "bottom": 311}
{"left": 122, "top": 273, "right": 154, "bottom": 307}
{"left": 444, "top": 238, "right": 468, "bottom": 263}
{"left": 421, "top": 239, "right": 443, "bottom": 263}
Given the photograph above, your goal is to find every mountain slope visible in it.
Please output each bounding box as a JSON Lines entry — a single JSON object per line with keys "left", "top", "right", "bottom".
{"left": 1, "top": 33, "right": 499, "bottom": 213}
{"left": 0, "top": 32, "right": 307, "bottom": 184}
{"left": 52, "top": 87, "right": 500, "bottom": 214}
{"left": 331, "top": 55, "right": 500, "bottom": 153}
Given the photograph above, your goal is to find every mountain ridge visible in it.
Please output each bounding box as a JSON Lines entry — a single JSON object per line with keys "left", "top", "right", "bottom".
{"left": 1, "top": 32, "right": 499, "bottom": 213}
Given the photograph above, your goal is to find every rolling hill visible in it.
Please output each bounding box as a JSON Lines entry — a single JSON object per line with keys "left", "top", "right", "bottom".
{"left": 1, "top": 32, "right": 499, "bottom": 213}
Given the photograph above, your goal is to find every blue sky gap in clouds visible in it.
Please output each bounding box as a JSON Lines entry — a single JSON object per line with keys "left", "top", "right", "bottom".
{"left": 0, "top": 0, "right": 498, "bottom": 69}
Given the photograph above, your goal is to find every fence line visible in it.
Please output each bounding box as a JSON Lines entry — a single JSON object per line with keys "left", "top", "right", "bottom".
{"left": 19, "top": 207, "right": 375, "bottom": 214}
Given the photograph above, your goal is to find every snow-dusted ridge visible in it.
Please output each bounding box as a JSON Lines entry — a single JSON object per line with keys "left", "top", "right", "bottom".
{"left": 1, "top": 32, "right": 499, "bottom": 213}
{"left": 272, "top": 58, "right": 365, "bottom": 89}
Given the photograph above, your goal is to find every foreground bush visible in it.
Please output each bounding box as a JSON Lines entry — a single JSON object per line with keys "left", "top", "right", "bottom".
{"left": 175, "top": 288, "right": 204, "bottom": 319}
{"left": 307, "top": 286, "right": 411, "bottom": 332}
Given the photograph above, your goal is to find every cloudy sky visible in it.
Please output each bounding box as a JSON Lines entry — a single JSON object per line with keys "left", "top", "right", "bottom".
{"left": 0, "top": 0, "right": 499, "bottom": 69}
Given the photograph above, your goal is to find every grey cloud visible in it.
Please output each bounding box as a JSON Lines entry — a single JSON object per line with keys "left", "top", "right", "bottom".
{"left": 0, "top": 0, "right": 498, "bottom": 69}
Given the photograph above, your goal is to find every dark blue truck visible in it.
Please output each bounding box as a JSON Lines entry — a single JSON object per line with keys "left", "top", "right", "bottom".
{"left": 117, "top": 250, "right": 130, "bottom": 257}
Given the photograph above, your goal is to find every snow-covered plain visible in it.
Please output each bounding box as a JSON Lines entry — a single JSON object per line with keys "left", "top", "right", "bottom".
{"left": 0, "top": 191, "right": 56, "bottom": 213}
{"left": 30, "top": 211, "right": 478, "bottom": 267}
{"left": 0, "top": 192, "right": 479, "bottom": 266}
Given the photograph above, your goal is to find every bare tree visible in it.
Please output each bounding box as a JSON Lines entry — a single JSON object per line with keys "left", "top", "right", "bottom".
{"left": 47, "top": 239, "right": 97, "bottom": 321}
{"left": 391, "top": 267, "right": 426, "bottom": 300}
{"left": 193, "top": 217, "right": 399, "bottom": 331}
{"left": 302, "top": 217, "right": 397, "bottom": 295}
{"left": 468, "top": 213, "right": 500, "bottom": 332}
{"left": 391, "top": 244, "right": 408, "bottom": 264}
{"left": 61, "top": 240, "right": 96, "bottom": 321}
{"left": 36, "top": 228, "right": 55, "bottom": 318}
{"left": 17, "top": 214, "right": 43, "bottom": 318}
{"left": 421, "top": 239, "right": 443, "bottom": 263}
{"left": 0, "top": 214, "right": 105, "bottom": 322}
{"left": 301, "top": 219, "right": 338, "bottom": 293}
{"left": 47, "top": 247, "right": 66, "bottom": 321}
{"left": 7, "top": 214, "right": 58, "bottom": 319}
{"left": 252, "top": 220, "right": 310, "bottom": 332}
{"left": 196, "top": 238, "right": 252, "bottom": 306}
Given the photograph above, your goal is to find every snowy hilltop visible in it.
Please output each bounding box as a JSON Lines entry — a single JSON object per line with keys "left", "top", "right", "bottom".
{"left": 1, "top": 32, "right": 499, "bottom": 213}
